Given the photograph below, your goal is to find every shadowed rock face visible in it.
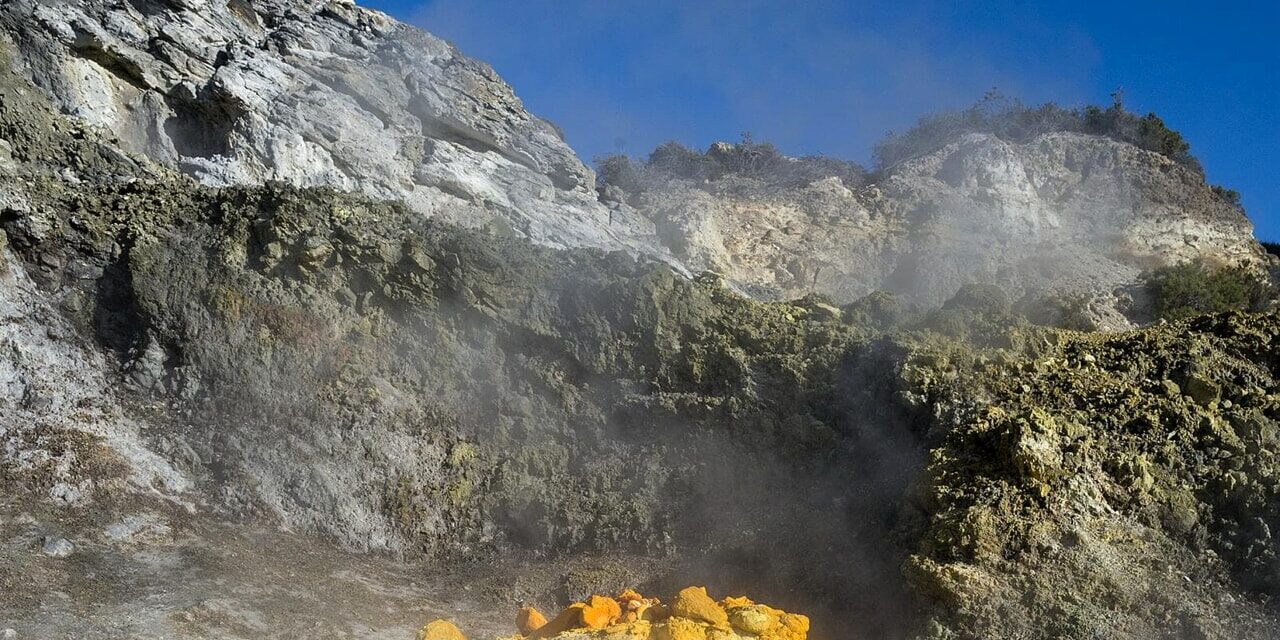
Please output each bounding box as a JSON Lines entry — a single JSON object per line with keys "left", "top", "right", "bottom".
{"left": 0, "top": 39, "right": 909, "bottom": 634}
{"left": 0, "top": 0, "right": 662, "bottom": 252}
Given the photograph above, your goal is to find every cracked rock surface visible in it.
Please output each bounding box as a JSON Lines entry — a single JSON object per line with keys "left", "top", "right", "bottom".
{"left": 1, "top": 0, "right": 660, "bottom": 252}
{"left": 3, "top": 0, "right": 1266, "bottom": 313}
{"left": 617, "top": 133, "right": 1267, "bottom": 309}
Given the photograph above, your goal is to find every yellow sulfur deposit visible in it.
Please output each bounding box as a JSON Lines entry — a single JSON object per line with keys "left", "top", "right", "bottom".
{"left": 418, "top": 619, "right": 467, "bottom": 640}
{"left": 669, "top": 587, "right": 729, "bottom": 628}
{"left": 518, "top": 607, "right": 549, "bottom": 635}
{"left": 617, "top": 589, "right": 663, "bottom": 623}
{"left": 421, "top": 587, "right": 808, "bottom": 640}
{"left": 582, "top": 595, "right": 624, "bottom": 629}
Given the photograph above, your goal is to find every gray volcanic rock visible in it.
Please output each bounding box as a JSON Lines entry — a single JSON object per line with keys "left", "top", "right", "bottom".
{"left": 0, "top": 0, "right": 659, "bottom": 251}
{"left": 2, "top": 0, "right": 1266, "bottom": 315}
{"left": 0, "top": 230, "right": 191, "bottom": 509}
{"left": 622, "top": 132, "right": 1268, "bottom": 311}
{"left": 5, "top": 9, "right": 1280, "bottom": 639}
{"left": 878, "top": 132, "right": 1264, "bottom": 304}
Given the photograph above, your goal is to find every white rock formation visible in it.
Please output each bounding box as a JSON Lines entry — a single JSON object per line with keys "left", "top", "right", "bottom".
{"left": 0, "top": 239, "right": 191, "bottom": 504}
{"left": 1, "top": 0, "right": 660, "bottom": 251}
{"left": 623, "top": 133, "right": 1267, "bottom": 307}
{"left": 1, "top": 0, "right": 1266, "bottom": 310}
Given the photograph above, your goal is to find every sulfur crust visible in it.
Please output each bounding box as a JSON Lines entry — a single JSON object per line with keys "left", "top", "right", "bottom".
{"left": 421, "top": 588, "right": 809, "bottom": 640}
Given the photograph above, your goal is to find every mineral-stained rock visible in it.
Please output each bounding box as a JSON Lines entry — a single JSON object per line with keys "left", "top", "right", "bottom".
{"left": 583, "top": 596, "right": 623, "bottom": 629}
{"left": 1185, "top": 373, "right": 1222, "bottom": 405}
{"left": 0, "top": 0, "right": 661, "bottom": 254}
{"left": 617, "top": 590, "right": 662, "bottom": 624}
{"left": 517, "top": 607, "right": 548, "bottom": 636}
{"left": 726, "top": 606, "right": 775, "bottom": 635}
{"left": 419, "top": 620, "right": 467, "bottom": 640}
{"left": 612, "top": 134, "right": 1268, "bottom": 309}
{"left": 2, "top": 4, "right": 1280, "bottom": 639}
{"left": 528, "top": 596, "right": 623, "bottom": 635}
{"left": 500, "top": 590, "right": 805, "bottom": 640}
{"left": 0, "top": 1, "right": 1266, "bottom": 311}
{"left": 529, "top": 604, "right": 592, "bottom": 639}
{"left": 40, "top": 535, "right": 74, "bottom": 558}
{"left": 669, "top": 587, "right": 728, "bottom": 628}
{"left": 908, "top": 313, "right": 1280, "bottom": 638}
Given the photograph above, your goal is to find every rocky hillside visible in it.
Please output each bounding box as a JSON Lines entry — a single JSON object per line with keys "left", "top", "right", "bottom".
{"left": 605, "top": 134, "right": 1266, "bottom": 312}
{"left": 1, "top": 2, "right": 1279, "bottom": 640}
{"left": 0, "top": 38, "right": 891, "bottom": 635}
{"left": 0, "top": 0, "right": 662, "bottom": 252}
{"left": 3, "top": 0, "right": 1267, "bottom": 314}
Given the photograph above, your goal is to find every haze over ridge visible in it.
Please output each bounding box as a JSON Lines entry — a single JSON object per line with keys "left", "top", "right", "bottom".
{"left": 372, "top": 0, "right": 1279, "bottom": 240}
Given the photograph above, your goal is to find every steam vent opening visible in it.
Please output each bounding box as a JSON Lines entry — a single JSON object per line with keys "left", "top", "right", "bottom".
{"left": 1, "top": 0, "right": 1279, "bottom": 639}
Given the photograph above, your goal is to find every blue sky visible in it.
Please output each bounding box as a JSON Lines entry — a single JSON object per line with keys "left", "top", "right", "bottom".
{"left": 362, "top": 0, "right": 1279, "bottom": 241}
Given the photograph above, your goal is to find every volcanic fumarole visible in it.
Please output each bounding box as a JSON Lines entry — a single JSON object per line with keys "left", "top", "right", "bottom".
{"left": 0, "top": 1, "right": 1277, "bottom": 639}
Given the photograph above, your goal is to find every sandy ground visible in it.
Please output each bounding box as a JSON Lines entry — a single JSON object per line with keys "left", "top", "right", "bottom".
{"left": 0, "top": 488, "right": 701, "bottom": 640}
{"left": 0, "top": 503, "right": 518, "bottom": 639}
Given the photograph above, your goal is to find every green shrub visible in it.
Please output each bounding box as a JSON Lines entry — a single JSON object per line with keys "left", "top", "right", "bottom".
{"left": 873, "top": 92, "right": 1201, "bottom": 173}
{"left": 1081, "top": 102, "right": 1196, "bottom": 168}
{"left": 1024, "top": 291, "right": 1098, "bottom": 332}
{"left": 646, "top": 141, "right": 720, "bottom": 182}
{"left": 1143, "top": 261, "right": 1272, "bottom": 321}
{"left": 1211, "top": 185, "right": 1243, "bottom": 209}
{"left": 594, "top": 154, "right": 644, "bottom": 195}
{"left": 596, "top": 133, "right": 868, "bottom": 196}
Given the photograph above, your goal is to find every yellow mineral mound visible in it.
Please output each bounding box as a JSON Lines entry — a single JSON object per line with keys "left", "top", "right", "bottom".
{"left": 484, "top": 587, "right": 808, "bottom": 640}
{"left": 617, "top": 589, "right": 663, "bottom": 623}
{"left": 669, "top": 587, "right": 728, "bottom": 628}
{"left": 518, "top": 606, "right": 549, "bottom": 635}
{"left": 418, "top": 619, "right": 467, "bottom": 640}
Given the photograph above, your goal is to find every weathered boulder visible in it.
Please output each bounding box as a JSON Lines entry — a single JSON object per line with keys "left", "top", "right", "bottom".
{"left": 419, "top": 620, "right": 467, "bottom": 640}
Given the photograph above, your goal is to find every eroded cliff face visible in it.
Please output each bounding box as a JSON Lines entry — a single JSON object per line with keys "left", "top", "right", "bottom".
{"left": 616, "top": 133, "right": 1266, "bottom": 311}
{"left": 2, "top": 3, "right": 1280, "bottom": 640}
{"left": 0, "top": 42, "right": 901, "bottom": 635}
{"left": 0, "top": 0, "right": 663, "bottom": 251}
{"left": 3, "top": 0, "right": 1267, "bottom": 315}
